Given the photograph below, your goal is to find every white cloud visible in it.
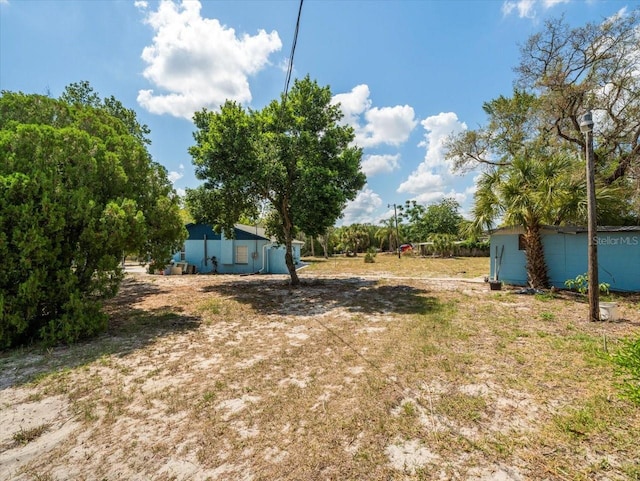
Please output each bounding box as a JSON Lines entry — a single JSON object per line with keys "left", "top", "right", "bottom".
{"left": 175, "top": 187, "right": 186, "bottom": 197}
{"left": 332, "top": 84, "right": 371, "bottom": 125}
{"left": 338, "top": 186, "right": 383, "bottom": 226}
{"left": 397, "top": 169, "right": 444, "bottom": 195}
{"left": 278, "top": 57, "right": 291, "bottom": 74}
{"left": 542, "top": 0, "right": 569, "bottom": 7}
{"left": 359, "top": 105, "right": 417, "bottom": 148}
{"left": 467, "top": 176, "right": 481, "bottom": 197}
{"left": 502, "top": 0, "right": 535, "bottom": 18}
{"left": 137, "top": 0, "right": 282, "bottom": 119}
{"left": 395, "top": 112, "right": 478, "bottom": 214}
{"left": 134, "top": 0, "right": 148, "bottom": 10}
{"left": 168, "top": 163, "right": 185, "bottom": 183}
{"left": 332, "top": 84, "right": 417, "bottom": 148}
{"left": 168, "top": 170, "right": 183, "bottom": 183}
{"left": 417, "top": 112, "right": 467, "bottom": 171}
{"left": 398, "top": 112, "right": 466, "bottom": 196}
{"left": 361, "top": 154, "right": 400, "bottom": 177}
{"left": 605, "top": 6, "right": 628, "bottom": 23}
{"left": 501, "top": 2, "right": 516, "bottom": 16}
{"left": 502, "top": 0, "right": 569, "bottom": 18}
{"left": 412, "top": 190, "right": 458, "bottom": 206}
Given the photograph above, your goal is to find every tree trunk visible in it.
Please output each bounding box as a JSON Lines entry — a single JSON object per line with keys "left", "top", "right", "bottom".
{"left": 320, "top": 236, "right": 328, "bottom": 258}
{"left": 284, "top": 237, "right": 299, "bottom": 286}
{"left": 282, "top": 211, "right": 300, "bottom": 286}
{"left": 310, "top": 237, "right": 315, "bottom": 257}
{"left": 524, "top": 223, "right": 549, "bottom": 289}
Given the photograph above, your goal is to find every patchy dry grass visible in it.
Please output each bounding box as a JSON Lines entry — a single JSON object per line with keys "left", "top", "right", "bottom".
{"left": 301, "top": 253, "right": 490, "bottom": 279}
{"left": 1, "top": 257, "right": 639, "bottom": 480}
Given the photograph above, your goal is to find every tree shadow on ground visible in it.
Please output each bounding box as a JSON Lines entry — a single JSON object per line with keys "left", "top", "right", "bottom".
{"left": 203, "top": 276, "right": 440, "bottom": 317}
{"left": 0, "top": 276, "right": 202, "bottom": 391}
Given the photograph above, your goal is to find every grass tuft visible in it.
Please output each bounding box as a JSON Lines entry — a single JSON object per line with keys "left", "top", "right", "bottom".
{"left": 13, "top": 424, "right": 50, "bottom": 445}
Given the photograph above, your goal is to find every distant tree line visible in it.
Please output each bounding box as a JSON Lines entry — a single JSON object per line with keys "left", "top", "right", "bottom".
{"left": 299, "top": 197, "right": 488, "bottom": 258}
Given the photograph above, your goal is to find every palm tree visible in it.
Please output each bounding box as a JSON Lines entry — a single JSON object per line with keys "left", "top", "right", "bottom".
{"left": 339, "top": 224, "right": 370, "bottom": 256}
{"left": 427, "top": 233, "right": 457, "bottom": 257}
{"left": 471, "top": 154, "right": 583, "bottom": 288}
{"left": 317, "top": 227, "right": 337, "bottom": 258}
{"left": 375, "top": 218, "right": 398, "bottom": 253}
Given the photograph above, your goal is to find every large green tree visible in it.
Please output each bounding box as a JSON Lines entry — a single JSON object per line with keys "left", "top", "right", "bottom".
{"left": 399, "top": 198, "right": 463, "bottom": 242}
{"left": 0, "top": 84, "right": 185, "bottom": 347}
{"left": 187, "top": 77, "right": 365, "bottom": 285}
{"left": 423, "top": 198, "right": 463, "bottom": 236}
{"left": 445, "top": 89, "right": 542, "bottom": 171}
{"left": 516, "top": 10, "right": 640, "bottom": 204}
{"left": 397, "top": 201, "right": 426, "bottom": 243}
{"left": 448, "top": 91, "right": 629, "bottom": 288}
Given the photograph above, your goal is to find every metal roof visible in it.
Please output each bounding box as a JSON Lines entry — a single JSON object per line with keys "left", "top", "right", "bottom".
{"left": 186, "top": 223, "right": 269, "bottom": 241}
{"left": 490, "top": 225, "right": 640, "bottom": 235}
{"left": 185, "top": 223, "right": 304, "bottom": 244}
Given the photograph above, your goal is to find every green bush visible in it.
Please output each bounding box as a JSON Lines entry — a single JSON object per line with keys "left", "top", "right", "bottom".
{"left": 457, "top": 238, "right": 490, "bottom": 250}
{"left": 564, "top": 273, "right": 610, "bottom": 295}
{"left": 427, "top": 233, "right": 456, "bottom": 257}
{"left": 0, "top": 85, "right": 186, "bottom": 348}
{"left": 364, "top": 247, "right": 376, "bottom": 263}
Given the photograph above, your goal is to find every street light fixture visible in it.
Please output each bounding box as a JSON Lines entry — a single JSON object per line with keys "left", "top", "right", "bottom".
{"left": 580, "top": 111, "right": 600, "bottom": 322}
{"left": 388, "top": 203, "right": 401, "bottom": 259}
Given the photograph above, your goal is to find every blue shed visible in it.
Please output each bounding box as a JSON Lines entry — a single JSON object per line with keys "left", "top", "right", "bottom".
{"left": 172, "top": 224, "right": 303, "bottom": 275}
{"left": 490, "top": 226, "right": 640, "bottom": 292}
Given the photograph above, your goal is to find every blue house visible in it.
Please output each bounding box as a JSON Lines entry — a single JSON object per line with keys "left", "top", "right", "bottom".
{"left": 490, "top": 226, "right": 640, "bottom": 292}
{"left": 171, "top": 224, "right": 304, "bottom": 275}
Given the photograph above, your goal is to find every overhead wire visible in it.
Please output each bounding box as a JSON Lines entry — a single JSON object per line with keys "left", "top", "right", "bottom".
{"left": 282, "top": 0, "right": 304, "bottom": 108}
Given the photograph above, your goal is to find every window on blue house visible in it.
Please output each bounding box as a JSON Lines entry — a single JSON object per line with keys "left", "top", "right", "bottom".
{"left": 180, "top": 245, "right": 186, "bottom": 261}
{"left": 236, "top": 245, "right": 248, "bottom": 264}
{"left": 518, "top": 234, "right": 527, "bottom": 251}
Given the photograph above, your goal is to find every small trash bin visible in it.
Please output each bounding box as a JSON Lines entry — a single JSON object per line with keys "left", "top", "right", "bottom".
{"left": 599, "top": 302, "right": 618, "bottom": 321}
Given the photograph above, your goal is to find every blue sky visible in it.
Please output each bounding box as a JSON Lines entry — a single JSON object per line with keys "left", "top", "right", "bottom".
{"left": 0, "top": 0, "right": 632, "bottom": 225}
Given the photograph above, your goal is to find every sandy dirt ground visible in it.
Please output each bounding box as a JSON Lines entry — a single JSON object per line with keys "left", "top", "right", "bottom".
{"left": 1, "top": 265, "right": 639, "bottom": 480}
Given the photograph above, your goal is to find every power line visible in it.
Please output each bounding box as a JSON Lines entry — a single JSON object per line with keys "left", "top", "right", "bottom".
{"left": 282, "top": 0, "right": 304, "bottom": 107}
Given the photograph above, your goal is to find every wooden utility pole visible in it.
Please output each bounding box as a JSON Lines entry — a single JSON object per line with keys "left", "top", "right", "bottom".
{"left": 388, "top": 203, "right": 401, "bottom": 259}
{"left": 580, "top": 111, "right": 600, "bottom": 322}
